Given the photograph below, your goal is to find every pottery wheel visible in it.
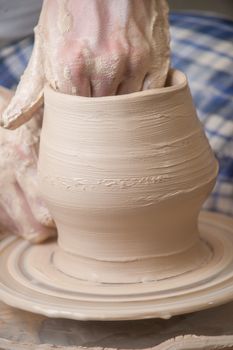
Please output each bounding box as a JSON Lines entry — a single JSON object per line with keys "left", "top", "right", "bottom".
{"left": 0, "top": 211, "right": 233, "bottom": 321}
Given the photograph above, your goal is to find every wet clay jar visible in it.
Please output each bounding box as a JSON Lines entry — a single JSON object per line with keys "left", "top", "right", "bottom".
{"left": 38, "top": 70, "right": 219, "bottom": 284}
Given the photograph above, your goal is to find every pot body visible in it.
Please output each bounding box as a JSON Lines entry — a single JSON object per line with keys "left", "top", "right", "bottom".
{"left": 38, "top": 70, "right": 218, "bottom": 283}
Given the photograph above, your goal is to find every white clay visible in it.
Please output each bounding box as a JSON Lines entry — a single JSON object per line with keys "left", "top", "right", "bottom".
{"left": 38, "top": 69, "right": 219, "bottom": 284}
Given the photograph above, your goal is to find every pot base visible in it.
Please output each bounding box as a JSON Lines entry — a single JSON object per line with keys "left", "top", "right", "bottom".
{"left": 0, "top": 211, "right": 233, "bottom": 321}
{"left": 54, "top": 235, "right": 211, "bottom": 284}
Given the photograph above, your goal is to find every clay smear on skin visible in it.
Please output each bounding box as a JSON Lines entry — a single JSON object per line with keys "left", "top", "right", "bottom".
{"left": 57, "top": 0, "right": 73, "bottom": 35}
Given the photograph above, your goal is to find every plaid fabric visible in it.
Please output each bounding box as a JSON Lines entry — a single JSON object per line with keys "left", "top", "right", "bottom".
{"left": 0, "top": 12, "right": 233, "bottom": 216}
{"left": 170, "top": 12, "right": 233, "bottom": 216}
{"left": 0, "top": 35, "right": 33, "bottom": 89}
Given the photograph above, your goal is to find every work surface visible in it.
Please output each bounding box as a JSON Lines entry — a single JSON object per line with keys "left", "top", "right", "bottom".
{"left": 0, "top": 300, "right": 233, "bottom": 350}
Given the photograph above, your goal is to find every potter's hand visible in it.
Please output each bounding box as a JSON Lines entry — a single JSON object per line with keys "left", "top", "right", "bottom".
{"left": 0, "top": 87, "right": 56, "bottom": 243}
{"left": 1, "top": 0, "right": 170, "bottom": 130}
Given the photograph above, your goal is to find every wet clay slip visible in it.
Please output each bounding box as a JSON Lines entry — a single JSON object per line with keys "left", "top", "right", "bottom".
{"left": 0, "top": 70, "right": 233, "bottom": 320}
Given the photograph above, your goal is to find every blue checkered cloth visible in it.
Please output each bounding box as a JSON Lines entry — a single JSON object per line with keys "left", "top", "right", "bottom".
{"left": 0, "top": 12, "right": 233, "bottom": 216}
{"left": 0, "top": 36, "right": 33, "bottom": 89}
{"left": 170, "top": 12, "right": 233, "bottom": 216}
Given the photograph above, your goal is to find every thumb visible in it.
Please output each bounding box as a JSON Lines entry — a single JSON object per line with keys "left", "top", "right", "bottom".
{"left": 1, "top": 25, "right": 45, "bottom": 130}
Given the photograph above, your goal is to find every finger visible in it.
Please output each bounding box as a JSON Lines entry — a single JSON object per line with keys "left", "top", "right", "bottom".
{"left": 91, "top": 75, "right": 120, "bottom": 97}
{"left": 146, "top": 0, "right": 170, "bottom": 89}
{"left": 50, "top": 41, "right": 92, "bottom": 96}
{"left": 55, "top": 62, "right": 92, "bottom": 97}
{"left": 72, "top": 76, "right": 91, "bottom": 97}
{"left": 0, "top": 181, "right": 56, "bottom": 243}
{"left": 142, "top": 68, "right": 169, "bottom": 91}
{"left": 1, "top": 25, "right": 45, "bottom": 130}
{"left": 116, "top": 74, "right": 145, "bottom": 95}
{"left": 142, "top": 72, "right": 159, "bottom": 91}
{"left": 90, "top": 55, "right": 126, "bottom": 97}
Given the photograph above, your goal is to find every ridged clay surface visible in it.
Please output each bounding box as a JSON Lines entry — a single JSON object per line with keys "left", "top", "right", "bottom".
{"left": 38, "top": 70, "right": 218, "bottom": 283}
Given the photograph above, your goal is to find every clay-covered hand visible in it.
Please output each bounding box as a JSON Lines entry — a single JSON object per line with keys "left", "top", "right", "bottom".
{"left": 0, "top": 87, "right": 56, "bottom": 242}
{"left": 1, "top": 0, "right": 170, "bottom": 130}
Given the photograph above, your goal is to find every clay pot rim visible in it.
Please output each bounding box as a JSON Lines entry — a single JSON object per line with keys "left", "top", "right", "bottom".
{"left": 44, "top": 69, "right": 187, "bottom": 104}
